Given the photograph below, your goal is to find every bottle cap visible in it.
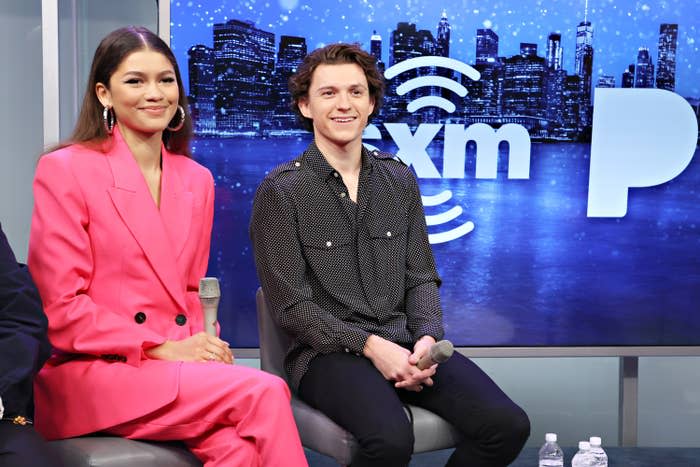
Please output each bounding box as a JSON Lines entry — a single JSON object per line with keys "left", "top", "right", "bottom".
{"left": 589, "top": 436, "right": 602, "bottom": 446}
{"left": 578, "top": 441, "right": 590, "bottom": 450}
{"left": 545, "top": 433, "right": 557, "bottom": 442}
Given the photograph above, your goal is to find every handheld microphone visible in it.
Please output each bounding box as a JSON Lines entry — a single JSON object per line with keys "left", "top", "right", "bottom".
{"left": 199, "top": 277, "right": 220, "bottom": 336}
{"left": 416, "top": 340, "right": 454, "bottom": 370}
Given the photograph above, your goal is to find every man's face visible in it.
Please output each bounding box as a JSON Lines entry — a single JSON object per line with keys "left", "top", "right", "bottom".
{"left": 298, "top": 63, "right": 375, "bottom": 151}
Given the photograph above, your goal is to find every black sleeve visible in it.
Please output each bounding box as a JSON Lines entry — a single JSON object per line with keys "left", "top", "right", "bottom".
{"left": 0, "top": 224, "right": 51, "bottom": 413}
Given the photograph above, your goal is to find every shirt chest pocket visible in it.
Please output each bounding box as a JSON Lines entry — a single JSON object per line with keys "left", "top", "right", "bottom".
{"left": 366, "top": 216, "right": 408, "bottom": 269}
{"left": 298, "top": 223, "right": 354, "bottom": 277}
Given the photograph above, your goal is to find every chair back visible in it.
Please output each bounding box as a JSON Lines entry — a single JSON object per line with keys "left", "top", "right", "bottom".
{"left": 255, "top": 287, "right": 291, "bottom": 381}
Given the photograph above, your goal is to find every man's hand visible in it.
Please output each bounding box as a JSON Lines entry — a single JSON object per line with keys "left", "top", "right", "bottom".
{"left": 363, "top": 334, "right": 436, "bottom": 392}
{"left": 145, "top": 332, "right": 234, "bottom": 364}
{"left": 408, "top": 335, "right": 437, "bottom": 367}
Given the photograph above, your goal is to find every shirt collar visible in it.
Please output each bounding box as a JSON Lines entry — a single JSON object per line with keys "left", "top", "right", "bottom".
{"left": 302, "top": 141, "right": 374, "bottom": 181}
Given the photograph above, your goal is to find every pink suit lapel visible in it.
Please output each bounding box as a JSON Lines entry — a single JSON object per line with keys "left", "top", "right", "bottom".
{"left": 105, "top": 127, "right": 191, "bottom": 313}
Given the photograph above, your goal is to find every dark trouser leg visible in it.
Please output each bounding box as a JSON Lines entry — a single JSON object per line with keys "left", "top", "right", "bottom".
{"left": 400, "top": 352, "right": 530, "bottom": 466}
{"left": 298, "top": 352, "right": 414, "bottom": 467}
{"left": 0, "top": 422, "right": 62, "bottom": 467}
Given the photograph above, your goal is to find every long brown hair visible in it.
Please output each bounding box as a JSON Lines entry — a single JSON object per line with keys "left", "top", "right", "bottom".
{"left": 59, "top": 26, "right": 192, "bottom": 156}
{"left": 288, "top": 43, "right": 385, "bottom": 132}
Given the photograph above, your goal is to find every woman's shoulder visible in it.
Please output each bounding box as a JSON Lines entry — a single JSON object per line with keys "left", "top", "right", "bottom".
{"left": 39, "top": 142, "right": 103, "bottom": 172}
{"left": 169, "top": 154, "right": 211, "bottom": 177}
{"left": 167, "top": 152, "right": 213, "bottom": 184}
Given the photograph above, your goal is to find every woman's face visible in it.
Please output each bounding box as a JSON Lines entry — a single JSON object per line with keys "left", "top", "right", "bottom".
{"left": 96, "top": 49, "right": 180, "bottom": 139}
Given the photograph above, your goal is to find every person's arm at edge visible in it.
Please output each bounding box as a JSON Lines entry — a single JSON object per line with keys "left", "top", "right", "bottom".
{"left": 0, "top": 224, "right": 51, "bottom": 399}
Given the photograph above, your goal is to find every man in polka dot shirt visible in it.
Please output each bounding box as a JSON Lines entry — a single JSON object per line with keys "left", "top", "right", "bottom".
{"left": 251, "top": 43, "right": 530, "bottom": 467}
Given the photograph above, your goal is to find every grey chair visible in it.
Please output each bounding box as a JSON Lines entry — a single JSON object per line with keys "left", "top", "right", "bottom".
{"left": 49, "top": 436, "right": 200, "bottom": 467}
{"left": 255, "top": 287, "right": 462, "bottom": 466}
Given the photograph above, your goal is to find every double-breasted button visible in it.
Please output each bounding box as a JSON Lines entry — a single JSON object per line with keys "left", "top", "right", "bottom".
{"left": 339, "top": 192, "right": 346, "bottom": 198}
{"left": 175, "top": 314, "right": 187, "bottom": 326}
{"left": 386, "top": 231, "right": 392, "bottom": 237}
{"left": 326, "top": 241, "right": 333, "bottom": 248}
{"left": 294, "top": 162, "right": 301, "bottom": 167}
{"left": 134, "top": 312, "right": 146, "bottom": 324}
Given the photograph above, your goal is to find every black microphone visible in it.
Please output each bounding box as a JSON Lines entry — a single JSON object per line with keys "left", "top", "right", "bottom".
{"left": 416, "top": 340, "right": 454, "bottom": 370}
{"left": 199, "top": 277, "right": 220, "bottom": 336}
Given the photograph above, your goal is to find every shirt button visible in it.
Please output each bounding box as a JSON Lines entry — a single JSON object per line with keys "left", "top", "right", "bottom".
{"left": 344, "top": 347, "right": 350, "bottom": 353}
{"left": 325, "top": 241, "right": 333, "bottom": 248}
{"left": 134, "top": 312, "right": 146, "bottom": 324}
{"left": 294, "top": 162, "right": 301, "bottom": 167}
{"left": 175, "top": 314, "right": 187, "bottom": 326}
{"left": 386, "top": 231, "right": 392, "bottom": 237}
{"left": 333, "top": 172, "right": 339, "bottom": 178}
{"left": 340, "top": 192, "right": 346, "bottom": 198}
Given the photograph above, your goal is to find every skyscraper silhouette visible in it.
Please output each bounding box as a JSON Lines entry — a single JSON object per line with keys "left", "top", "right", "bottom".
{"left": 436, "top": 10, "right": 450, "bottom": 58}
{"left": 656, "top": 23, "right": 678, "bottom": 91}
{"left": 213, "top": 19, "right": 275, "bottom": 133}
{"left": 370, "top": 30, "right": 385, "bottom": 75}
{"left": 621, "top": 64, "right": 635, "bottom": 88}
{"left": 503, "top": 43, "right": 546, "bottom": 118}
{"left": 546, "top": 32, "right": 563, "bottom": 71}
{"left": 274, "top": 35, "right": 307, "bottom": 129}
{"left": 635, "top": 47, "right": 655, "bottom": 88}
{"left": 574, "top": 19, "right": 594, "bottom": 127}
{"left": 187, "top": 44, "right": 215, "bottom": 134}
{"left": 476, "top": 28, "right": 499, "bottom": 65}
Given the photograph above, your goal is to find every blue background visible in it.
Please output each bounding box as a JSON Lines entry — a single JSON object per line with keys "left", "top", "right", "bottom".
{"left": 171, "top": 0, "right": 700, "bottom": 347}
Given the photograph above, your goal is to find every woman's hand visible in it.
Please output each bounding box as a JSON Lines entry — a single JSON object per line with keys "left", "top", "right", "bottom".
{"left": 145, "top": 332, "right": 234, "bottom": 364}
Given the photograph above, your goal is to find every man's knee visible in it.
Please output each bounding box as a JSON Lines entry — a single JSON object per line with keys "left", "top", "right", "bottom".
{"left": 481, "top": 405, "right": 531, "bottom": 460}
{"left": 357, "top": 418, "right": 414, "bottom": 465}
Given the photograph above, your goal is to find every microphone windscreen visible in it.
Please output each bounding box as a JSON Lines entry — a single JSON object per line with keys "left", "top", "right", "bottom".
{"left": 199, "top": 277, "right": 220, "bottom": 299}
{"left": 429, "top": 340, "right": 454, "bottom": 364}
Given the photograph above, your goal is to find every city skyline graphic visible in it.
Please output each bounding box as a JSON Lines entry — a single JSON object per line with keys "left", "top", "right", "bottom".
{"left": 173, "top": 0, "right": 699, "bottom": 141}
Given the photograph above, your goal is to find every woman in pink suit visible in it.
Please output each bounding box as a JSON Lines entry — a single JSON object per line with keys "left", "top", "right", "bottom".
{"left": 28, "top": 26, "right": 307, "bottom": 467}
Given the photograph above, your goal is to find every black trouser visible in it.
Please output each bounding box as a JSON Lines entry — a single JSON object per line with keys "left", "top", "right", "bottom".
{"left": 298, "top": 351, "right": 530, "bottom": 467}
{"left": 0, "top": 421, "right": 61, "bottom": 467}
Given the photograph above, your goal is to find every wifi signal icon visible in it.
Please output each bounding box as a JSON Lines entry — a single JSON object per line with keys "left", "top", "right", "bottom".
{"left": 384, "top": 56, "right": 480, "bottom": 244}
{"left": 384, "top": 56, "right": 481, "bottom": 113}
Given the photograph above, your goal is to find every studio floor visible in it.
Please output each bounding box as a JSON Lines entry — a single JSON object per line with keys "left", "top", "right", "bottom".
{"left": 305, "top": 446, "right": 700, "bottom": 466}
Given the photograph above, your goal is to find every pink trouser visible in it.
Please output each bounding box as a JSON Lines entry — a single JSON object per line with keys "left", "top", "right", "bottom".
{"left": 105, "top": 362, "right": 307, "bottom": 467}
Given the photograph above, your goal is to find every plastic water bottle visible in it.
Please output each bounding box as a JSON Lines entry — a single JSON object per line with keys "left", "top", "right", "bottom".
{"left": 538, "top": 433, "right": 564, "bottom": 467}
{"left": 571, "top": 441, "right": 592, "bottom": 467}
{"left": 588, "top": 436, "right": 608, "bottom": 467}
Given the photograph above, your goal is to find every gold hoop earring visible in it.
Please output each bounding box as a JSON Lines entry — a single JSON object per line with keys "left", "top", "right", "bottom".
{"left": 167, "top": 105, "right": 186, "bottom": 132}
{"left": 103, "top": 106, "right": 115, "bottom": 135}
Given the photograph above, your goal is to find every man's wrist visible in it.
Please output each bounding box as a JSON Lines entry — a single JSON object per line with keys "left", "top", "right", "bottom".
{"left": 362, "top": 334, "right": 380, "bottom": 359}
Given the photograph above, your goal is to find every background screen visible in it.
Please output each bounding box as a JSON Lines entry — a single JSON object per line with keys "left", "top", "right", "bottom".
{"left": 170, "top": 0, "right": 700, "bottom": 347}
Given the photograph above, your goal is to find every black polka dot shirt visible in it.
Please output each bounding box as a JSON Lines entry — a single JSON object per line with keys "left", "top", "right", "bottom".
{"left": 250, "top": 142, "right": 444, "bottom": 390}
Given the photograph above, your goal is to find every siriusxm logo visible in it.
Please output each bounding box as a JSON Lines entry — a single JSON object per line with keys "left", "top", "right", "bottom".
{"left": 363, "top": 56, "right": 532, "bottom": 244}
{"left": 364, "top": 57, "right": 699, "bottom": 243}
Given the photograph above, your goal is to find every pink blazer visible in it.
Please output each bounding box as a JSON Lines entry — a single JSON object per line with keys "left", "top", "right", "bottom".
{"left": 28, "top": 126, "right": 214, "bottom": 439}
